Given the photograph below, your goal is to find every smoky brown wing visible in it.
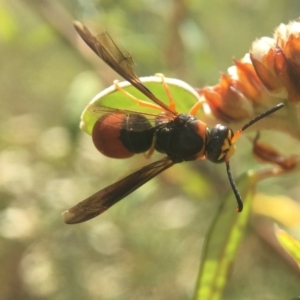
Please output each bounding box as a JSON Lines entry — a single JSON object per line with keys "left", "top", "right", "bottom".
{"left": 63, "top": 157, "right": 174, "bottom": 224}
{"left": 73, "top": 21, "right": 177, "bottom": 117}
{"left": 84, "top": 105, "right": 167, "bottom": 133}
{"left": 73, "top": 21, "right": 137, "bottom": 81}
{"left": 87, "top": 104, "right": 162, "bottom": 120}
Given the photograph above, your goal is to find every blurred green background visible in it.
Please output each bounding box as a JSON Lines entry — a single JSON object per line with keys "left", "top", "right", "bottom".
{"left": 1, "top": 1, "right": 300, "bottom": 299}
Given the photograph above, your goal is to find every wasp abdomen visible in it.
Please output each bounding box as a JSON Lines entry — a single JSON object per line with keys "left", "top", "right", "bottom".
{"left": 92, "top": 113, "right": 154, "bottom": 158}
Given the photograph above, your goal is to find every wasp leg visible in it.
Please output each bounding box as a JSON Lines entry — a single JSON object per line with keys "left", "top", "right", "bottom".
{"left": 144, "top": 143, "right": 156, "bottom": 159}
{"left": 154, "top": 73, "right": 177, "bottom": 112}
{"left": 188, "top": 100, "right": 207, "bottom": 116}
{"left": 113, "top": 80, "right": 164, "bottom": 111}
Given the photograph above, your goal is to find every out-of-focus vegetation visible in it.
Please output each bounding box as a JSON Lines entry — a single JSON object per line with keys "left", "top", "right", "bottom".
{"left": 1, "top": 1, "right": 300, "bottom": 299}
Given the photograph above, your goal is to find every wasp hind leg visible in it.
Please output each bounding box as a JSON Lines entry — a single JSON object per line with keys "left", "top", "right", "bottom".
{"left": 113, "top": 80, "right": 165, "bottom": 112}
{"left": 154, "top": 73, "right": 177, "bottom": 112}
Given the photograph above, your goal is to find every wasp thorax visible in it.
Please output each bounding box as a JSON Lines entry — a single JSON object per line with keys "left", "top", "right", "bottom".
{"left": 205, "top": 124, "right": 235, "bottom": 163}
{"left": 154, "top": 114, "right": 207, "bottom": 162}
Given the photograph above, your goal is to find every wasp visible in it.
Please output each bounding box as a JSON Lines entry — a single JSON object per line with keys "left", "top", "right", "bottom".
{"left": 63, "top": 21, "right": 284, "bottom": 224}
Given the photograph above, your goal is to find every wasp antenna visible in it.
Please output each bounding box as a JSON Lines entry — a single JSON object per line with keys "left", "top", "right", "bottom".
{"left": 231, "top": 103, "right": 284, "bottom": 143}
{"left": 225, "top": 162, "right": 243, "bottom": 212}
{"left": 241, "top": 103, "right": 284, "bottom": 132}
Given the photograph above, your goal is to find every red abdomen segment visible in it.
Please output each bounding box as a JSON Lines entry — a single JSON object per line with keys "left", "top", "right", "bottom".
{"left": 92, "top": 113, "right": 154, "bottom": 158}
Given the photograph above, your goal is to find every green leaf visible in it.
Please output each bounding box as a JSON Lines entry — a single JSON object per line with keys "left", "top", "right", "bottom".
{"left": 80, "top": 75, "right": 201, "bottom": 135}
{"left": 194, "top": 171, "right": 256, "bottom": 300}
{"left": 275, "top": 225, "right": 300, "bottom": 270}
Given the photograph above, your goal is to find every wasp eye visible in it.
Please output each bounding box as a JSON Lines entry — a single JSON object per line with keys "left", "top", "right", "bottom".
{"left": 205, "top": 125, "right": 234, "bottom": 163}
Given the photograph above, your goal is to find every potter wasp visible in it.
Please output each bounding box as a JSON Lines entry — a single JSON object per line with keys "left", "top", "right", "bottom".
{"left": 63, "top": 21, "right": 284, "bottom": 224}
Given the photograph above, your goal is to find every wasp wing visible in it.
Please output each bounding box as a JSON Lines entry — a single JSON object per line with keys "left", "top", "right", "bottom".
{"left": 86, "top": 104, "right": 162, "bottom": 119}
{"left": 63, "top": 157, "right": 174, "bottom": 224}
{"left": 81, "top": 104, "right": 168, "bottom": 135}
{"left": 73, "top": 21, "right": 177, "bottom": 117}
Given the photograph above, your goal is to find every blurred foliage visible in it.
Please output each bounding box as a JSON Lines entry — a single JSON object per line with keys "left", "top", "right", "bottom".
{"left": 1, "top": 0, "right": 300, "bottom": 300}
{"left": 275, "top": 226, "right": 300, "bottom": 270}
